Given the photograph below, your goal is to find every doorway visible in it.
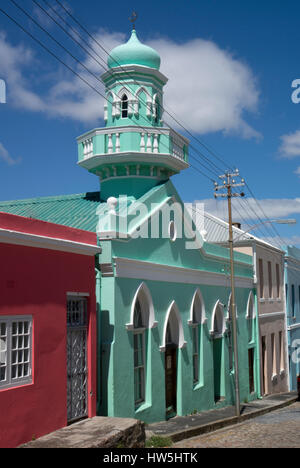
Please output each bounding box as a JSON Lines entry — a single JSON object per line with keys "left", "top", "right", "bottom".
{"left": 165, "top": 345, "right": 177, "bottom": 419}
{"left": 248, "top": 348, "right": 255, "bottom": 394}
{"left": 67, "top": 297, "right": 88, "bottom": 423}
{"left": 261, "top": 336, "right": 267, "bottom": 395}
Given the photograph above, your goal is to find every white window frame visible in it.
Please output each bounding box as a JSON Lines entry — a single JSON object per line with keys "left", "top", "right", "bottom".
{"left": 0, "top": 315, "right": 33, "bottom": 390}
{"left": 192, "top": 323, "right": 199, "bottom": 384}
{"left": 133, "top": 328, "right": 146, "bottom": 407}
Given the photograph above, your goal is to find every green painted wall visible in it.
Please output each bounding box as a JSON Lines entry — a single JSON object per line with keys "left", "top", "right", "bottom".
{"left": 97, "top": 181, "right": 259, "bottom": 423}
{"left": 98, "top": 275, "right": 259, "bottom": 423}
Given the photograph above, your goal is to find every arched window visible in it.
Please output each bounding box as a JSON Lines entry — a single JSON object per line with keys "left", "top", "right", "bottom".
{"left": 211, "top": 301, "right": 225, "bottom": 402}
{"left": 121, "top": 94, "right": 128, "bottom": 118}
{"left": 227, "top": 295, "right": 234, "bottom": 371}
{"left": 160, "top": 301, "right": 186, "bottom": 351}
{"left": 247, "top": 292, "right": 255, "bottom": 343}
{"left": 189, "top": 289, "right": 205, "bottom": 384}
{"left": 211, "top": 301, "right": 225, "bottom": 338}
{"left": 133, "top": 297, "right": 145, "bottom": 406}
{"left": 154, "top": 97, "right": 160, "bottom": 124}
{"left": 127, "top": 283, "right": 156, "bottom": 408}
{"left": 192, "top": 305, "right": 200, "bottom": 384}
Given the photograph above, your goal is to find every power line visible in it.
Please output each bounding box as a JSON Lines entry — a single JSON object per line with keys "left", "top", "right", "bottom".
{"left": 0, "top": 5, "right": 108, "bottom": 102}
{"left": 0, "top": 3, "right": 217, "bottom": 184}
{"left": 51, "top": 0, "right": 289, "bottom": 244}
{"left": 51, "top": 0, "right": 227, "bottom": 175}
{"left": 25, "top": 0, "right": 221, "bottom": 179}
{"left": 2, "top": 1, "right": 291, "bottom": 248}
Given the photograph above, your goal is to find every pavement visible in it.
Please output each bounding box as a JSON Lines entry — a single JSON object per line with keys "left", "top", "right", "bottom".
{"left": 146, "top": 391, "right": 299, "bottom": 443}
{"left": 173, "top": 401, "right": 300, "bottom": 448}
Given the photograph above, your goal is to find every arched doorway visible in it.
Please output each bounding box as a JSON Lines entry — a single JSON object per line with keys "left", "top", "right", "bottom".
{"left": 211, "top": 301, "right": 225, "bottom": 402}
{"left": 161, "top": 301, "right": 186, "bottom": 419}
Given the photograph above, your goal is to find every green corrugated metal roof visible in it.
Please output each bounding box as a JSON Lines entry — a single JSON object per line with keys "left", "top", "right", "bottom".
{"left": 0, "top": 192, "right": 102, "bottom": 232}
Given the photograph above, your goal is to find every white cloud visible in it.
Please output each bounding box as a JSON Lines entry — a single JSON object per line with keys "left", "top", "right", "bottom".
{"left": 0, "top": 29, "right": 123, "bottom": 121}
{"left": 0, "top": 142, "right": 21, "bottom": 166}
{"left": 150, "top": 37, "right": 260, "bottom": 138}
{"left": 262, "top": 235, "right": 300, "bottom": 248}
{"left": 0, "top": 31, "right": 45, "bottom": 111}
{"left": 279, "top": 130, "right": 300, "bottom": 158}
{"left": 0, "top": 29, "right": 260, "bottom": 137}
{"left": 295, "top": 167, "right": 300, "bottom": 177}
{"left": 194, "top": 197, "right": 300, "bottom": 221}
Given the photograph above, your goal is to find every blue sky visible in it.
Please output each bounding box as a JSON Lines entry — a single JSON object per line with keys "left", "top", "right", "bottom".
{"left": 0, "top": 0, "right": 300, "bottom": 246}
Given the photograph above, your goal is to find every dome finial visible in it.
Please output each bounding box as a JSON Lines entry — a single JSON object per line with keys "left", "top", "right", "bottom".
{"left": 129, "top": 11, "right": 138, "bottom": 30}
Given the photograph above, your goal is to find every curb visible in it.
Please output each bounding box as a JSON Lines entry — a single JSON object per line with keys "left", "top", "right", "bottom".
{"left": 155, "top": 396, "right": 299, "bottom": 443}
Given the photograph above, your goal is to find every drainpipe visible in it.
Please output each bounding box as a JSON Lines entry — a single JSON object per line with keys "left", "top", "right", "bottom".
{"left": 252, "top": 241, "right": 262, "bottom": 399}
{"left": 95, "top": 245, "right": 102, "bottom": 415}
{"left": 282, "top": 252, "right": 290, "bottom": 391}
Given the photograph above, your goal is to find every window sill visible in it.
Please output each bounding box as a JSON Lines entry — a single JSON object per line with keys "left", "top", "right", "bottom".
{"left": 135, "top": 402, "right": 152, "bottom": 415}
{"left": 193, "top": 382, "right": 204, "bottom": 391}
{"left": 0, "top": 380, "right": 33, "bottom": 392}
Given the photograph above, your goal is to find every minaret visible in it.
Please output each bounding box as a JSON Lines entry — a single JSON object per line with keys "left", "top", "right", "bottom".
{"left": 77, "top": 26, "right": 189, "bottom": 200}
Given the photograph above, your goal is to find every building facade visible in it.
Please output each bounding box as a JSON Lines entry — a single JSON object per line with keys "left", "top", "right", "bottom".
{"left": 202, "top": 211, "right": 289, "bottom": 396}
{"left": 0, "top": 212, "right": 100, "bottom": 447}
{"left": 0, "top": 28, "right": 261, "bottom": 426}
{"left": 284, "top": 246, "right": 300, "bottom": 391}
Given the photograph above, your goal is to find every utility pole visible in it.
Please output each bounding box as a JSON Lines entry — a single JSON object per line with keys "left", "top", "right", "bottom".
{"left": 214, "top": 169, "right": 245, "bottom": 418}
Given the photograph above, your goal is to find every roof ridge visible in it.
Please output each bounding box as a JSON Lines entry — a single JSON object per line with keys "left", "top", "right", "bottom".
{"left": 0, "top": 191, "right": 100, "bottom": 206}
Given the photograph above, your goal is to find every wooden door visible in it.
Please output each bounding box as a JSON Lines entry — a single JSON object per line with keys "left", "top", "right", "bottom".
{"left": 248, "top": 348, "right": 255, "bottom": 393}
{"left": 165, "top": 346, "right": 177, "bottom": 418}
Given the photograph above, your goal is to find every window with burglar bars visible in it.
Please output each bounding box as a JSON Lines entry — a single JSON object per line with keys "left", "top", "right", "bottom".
{"left": 0, "top": 316, "right": 32, "bottom": 390}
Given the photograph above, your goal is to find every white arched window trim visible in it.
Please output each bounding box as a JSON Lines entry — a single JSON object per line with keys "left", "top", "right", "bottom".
{"left": 246, "top": 291, "right": 256, "bottom": 319}
{"left": 187, "top": 288, "right": 207, "bottom": 326}
{"left": 160, "top": 300, "right": 187, "bottom": 352}
{"left": 152, "top": 93, "right": 162, "bottom": 121}
{"left": 135, "top": 86, "right": 152, "bottom": 117}
{"left": 106, "top": 91, "right": 118, "bottom": 118}
{"left": 126, "top": 282, "right": 157, "bottom": 331}
{"left": 210, "top": 300, "right": 226, "bottom": 338}
{"left": 117, "top": 87, "right": 135, "bottom": 117}
{"left": 226, "top": 293, "right": 238, "bottom": 321}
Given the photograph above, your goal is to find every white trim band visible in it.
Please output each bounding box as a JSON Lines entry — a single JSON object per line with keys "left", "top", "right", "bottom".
{"left": 0, "top": 228, "right": 101, "bottom": 256}
{"left": 113, "top": 257, "right": 254, "bottom": 288}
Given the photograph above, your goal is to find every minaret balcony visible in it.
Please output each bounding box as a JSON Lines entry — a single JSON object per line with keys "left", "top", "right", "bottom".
{"left": 77, "top": 126, "right": 189, "bottom": 174}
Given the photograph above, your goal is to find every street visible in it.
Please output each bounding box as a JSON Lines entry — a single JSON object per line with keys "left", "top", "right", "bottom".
{"left": 173, "top": 402, "right": 300, "bottom": 448}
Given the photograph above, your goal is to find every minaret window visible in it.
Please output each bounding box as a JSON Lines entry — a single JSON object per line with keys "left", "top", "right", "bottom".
{"left": 154, "top": 98, "right": 160, "bottom": 124}
{"left": 121, "top": 94, "right": 128, "bottom": 118}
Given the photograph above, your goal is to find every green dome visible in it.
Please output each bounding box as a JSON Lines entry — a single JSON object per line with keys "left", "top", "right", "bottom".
{"left": 107, "top": 29, "right": 161, "bottom": 70}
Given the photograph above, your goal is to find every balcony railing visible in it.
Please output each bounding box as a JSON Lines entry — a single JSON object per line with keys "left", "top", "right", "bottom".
{"left": 78, "top": 126, "right": 189, "bottom": 163}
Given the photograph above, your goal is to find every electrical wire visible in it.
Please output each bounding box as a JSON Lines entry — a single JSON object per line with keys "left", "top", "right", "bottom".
{"left": 2, "top": 1, "right": 291, "bottom": 247}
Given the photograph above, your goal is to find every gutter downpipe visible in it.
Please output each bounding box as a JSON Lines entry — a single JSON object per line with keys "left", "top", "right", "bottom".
{"left": 283, "top": 251, "right": 291, "bottom": 391}
{"left": 95, "top": 239, "right": 102, "bottom": 415}
{"left": 252, "top": 241, "right": 262, "bottom": 399}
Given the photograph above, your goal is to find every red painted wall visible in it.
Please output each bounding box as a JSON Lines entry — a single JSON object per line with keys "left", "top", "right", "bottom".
{"left": 0, "top": 219, "right": 98, "bottom": 448}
